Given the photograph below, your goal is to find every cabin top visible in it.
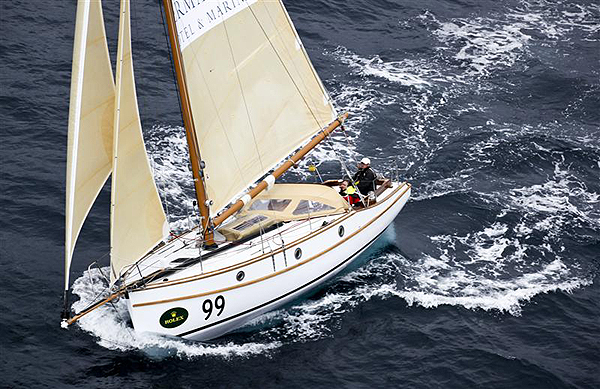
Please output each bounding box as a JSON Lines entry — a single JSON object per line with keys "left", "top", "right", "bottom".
{"left": 218, "top": 184, "right": 349, "bottom": 241}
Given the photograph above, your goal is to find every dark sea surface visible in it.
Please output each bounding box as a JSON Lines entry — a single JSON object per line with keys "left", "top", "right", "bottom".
{"left": 1, "top": 0, "right": 599, "bottom": 388}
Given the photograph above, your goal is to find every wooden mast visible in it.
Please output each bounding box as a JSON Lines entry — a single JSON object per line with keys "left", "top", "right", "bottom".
{"left": 162, "top": 0, "right": 345, "bottom": 238}
{"left": 213, "top": 113, "right": 349, "bottom": 228}
{"left": 162, "top": 0, "right": 215, "bottom": 245}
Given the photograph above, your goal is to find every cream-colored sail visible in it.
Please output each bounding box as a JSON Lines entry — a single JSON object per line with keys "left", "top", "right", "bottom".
{"left": 173, "top": 0, "right": 337, "bottom": 214}
{"left": 110, "top": 0, "right": 168, "bottom": 282}
{"left": 64, "top": 0, "right": 114, "bottom": 291}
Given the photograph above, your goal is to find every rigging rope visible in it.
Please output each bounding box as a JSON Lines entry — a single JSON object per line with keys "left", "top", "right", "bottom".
{"left": 321, "top": 125, "right": 367, "bottom": 206}
{"left": 158, "top": 0, "right": 208, "bottom": 217}
{"left": 247, "top": 3, "right": 361, "bottom": 201}
{"left": 261, "top": 2, "right": 323, "bottom": 121}
{"left": 247, "top": 3, "right": 325, "bottom": 132}
{"left": 150, "top": 152, "right": 172, "bottom": 228}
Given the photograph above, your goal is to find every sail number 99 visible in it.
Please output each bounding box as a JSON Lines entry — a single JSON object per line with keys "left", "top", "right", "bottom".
{"left": 202, "top": 295, "right": 225, "bottom": 320}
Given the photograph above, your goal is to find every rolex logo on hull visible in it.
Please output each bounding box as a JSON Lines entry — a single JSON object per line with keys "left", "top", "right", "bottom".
{"left": 159, "top": 307, "right": 189, "bottom": 328}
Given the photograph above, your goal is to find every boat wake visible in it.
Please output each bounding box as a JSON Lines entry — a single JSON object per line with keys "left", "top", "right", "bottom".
{"left": 68, "top": 228, "right": 396, "bottom": 358}
{"left": 68, "top": 0, "right": 598, "bottom": 358}
{"left": 70, "top": 198, "right": 593, "bottom": 359}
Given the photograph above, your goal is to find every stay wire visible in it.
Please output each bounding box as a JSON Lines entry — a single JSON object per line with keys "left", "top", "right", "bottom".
{"left": 247, "top": 4, "right": 324, "bottom": 132}
{"left": 261, "top": 3, "right": 321, "bottom": 121}
{"left": 150, "top": 152, "right": 172, "bottom": 227}
{"left": 322, "top": 127, "right": 367, "bottom": 206}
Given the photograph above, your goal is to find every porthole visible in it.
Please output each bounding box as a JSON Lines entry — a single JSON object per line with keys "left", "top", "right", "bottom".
{"left": 294, "top": 248, "right": 302, "bottom": 260}
{"left": 338, "top": 225, "right": 345, "bottom": 237}
{"left": 236, "top": 271, "right": 245, "bottom": 282}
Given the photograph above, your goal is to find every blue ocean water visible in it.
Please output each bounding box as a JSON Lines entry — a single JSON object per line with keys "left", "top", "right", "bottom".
{"left": 1, "top": 0, "right": 599, "bottom": 388}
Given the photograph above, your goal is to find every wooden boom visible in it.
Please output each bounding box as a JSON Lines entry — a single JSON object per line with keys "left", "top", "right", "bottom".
{"left": 213, "top": 112, "right": 349, "bottom": 228}
{"left": 64, "top": 113, "right": 349, "bottom": 326}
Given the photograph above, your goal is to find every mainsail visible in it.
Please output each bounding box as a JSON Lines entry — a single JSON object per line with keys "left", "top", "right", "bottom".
{"left": 110, "top": 0, "right": 168, "bottom": 282}
{"left": 64, "top": 0, "right": 115, "bottom": 291}
{"left": 172, "top": 0, "right": 337, "bottom": 214}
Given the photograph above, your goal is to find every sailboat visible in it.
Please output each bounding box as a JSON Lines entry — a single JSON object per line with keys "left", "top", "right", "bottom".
{"left": 62, "top": 0, "right": 411, "bottom": 341}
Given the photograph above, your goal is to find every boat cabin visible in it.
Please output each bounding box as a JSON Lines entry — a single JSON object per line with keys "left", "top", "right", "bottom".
{"left": 218, "top": 184, "right": 349, "bottom": 241}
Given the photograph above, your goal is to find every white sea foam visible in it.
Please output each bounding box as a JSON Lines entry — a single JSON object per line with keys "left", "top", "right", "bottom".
{"left": 70, "top": 268, "right": 281, "bottom": 359}
{"left": 252, "top": 242, "right": 591, "bottom": 322}
{"left": 466, "top": 131, "right": 600, "bottom": 233}
{"left": 410, "top": 175, "right": 474, "bottom": 202}
{"left": 334, "top": 49, "right": 436, "bottom": 88}
{"left": 328, "top": 46, "right": 472, "bottom": 169}
{"left": 396, "top": 254, "right": 590, "bottom": 315}
{"left": 70, "top": 1, "right": 599, "bottom": 354}
{"left": 145, "top": 125, "right": 198, "bottom": 232}
{"left": 432, "top": 16, "right": 531, "bottom": 77}
{"left": 507, "top": 158, "right": 600, "bottom": 236}
{"left": 426, "top": 0, "right": 600, "bottom": 77}
{"left": 386, "top": 148, "right": 595, "bottom": 316}
{"left": 329, "top": 242, "right": 592, "bottom": 316}
{"left": 509, "top": 1, "right": 600, "bottom": 40}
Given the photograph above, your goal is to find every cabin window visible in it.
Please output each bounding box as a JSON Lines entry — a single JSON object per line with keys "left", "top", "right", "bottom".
{"left": 233, "top": 215, "right": 268, "bottom": 231}
{"left": 249, "top": 199, "right": 292, "bottom": 212}
{"left": 292, "top": 200, "right": 335, "bottom": 215}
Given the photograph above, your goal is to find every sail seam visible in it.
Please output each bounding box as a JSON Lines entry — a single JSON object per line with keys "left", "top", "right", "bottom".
{"left": 187, "top": 46, "right": 245, "bottom": 186}
{"left": 247, "top": 4, "right": 322, "bottom": 131}
{"left": 262, "top": 2, "right": 323, "bottom": 127}
{"left": 276, "top": 0, "right": 336, "bottom": 116}
{"left": 221, "top": 16, "right": 266, "bottom": 174}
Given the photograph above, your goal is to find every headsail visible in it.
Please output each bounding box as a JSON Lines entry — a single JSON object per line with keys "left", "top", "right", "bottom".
{"left": 172, "top": 0, "right": 337, "bottom": 214}
{"left": 110, "top": 0, "right": 168, "bottom": 282}
{"left": 65, "top": 0, "right": 115, "bottom": 292}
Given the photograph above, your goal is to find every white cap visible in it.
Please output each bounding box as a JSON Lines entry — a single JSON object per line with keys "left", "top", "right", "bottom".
{"left": 360, "top": 157, "right": 371, "bottom": 165}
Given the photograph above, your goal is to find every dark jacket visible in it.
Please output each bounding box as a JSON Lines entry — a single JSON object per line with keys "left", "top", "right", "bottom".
{"left": 352, "top": 167, "right": 376, "bottom": 195}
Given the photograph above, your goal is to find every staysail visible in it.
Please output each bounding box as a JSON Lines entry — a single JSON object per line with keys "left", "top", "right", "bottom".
{"left": 110, "top": 0, "right": 169, "bottom": 282}
{"left": 172, "top": 0, "right": 337, "bottom": 214}
{"left": 64, "top": 0, "right": 115, "bottom": 291}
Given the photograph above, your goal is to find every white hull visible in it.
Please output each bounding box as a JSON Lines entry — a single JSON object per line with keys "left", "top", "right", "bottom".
{"left": 125, "top": 182, "right": 410, "bottom": 341}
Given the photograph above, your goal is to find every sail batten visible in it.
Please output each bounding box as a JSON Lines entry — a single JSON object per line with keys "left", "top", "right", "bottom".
{"left": 110, "top": 0, "right": 168, "bottom": 282}
{"left": 173, "top": 0, "right": 337, "bottom": 215}
{"left": 65, "top": 0, "right": 115, "bottom": 291}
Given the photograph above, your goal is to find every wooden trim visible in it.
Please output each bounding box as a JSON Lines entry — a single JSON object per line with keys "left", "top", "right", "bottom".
{"left": 177, "top": 227, "right": 388, "bottom": 337}
{"left": 136, "top": 182, "right": 409, "bottom": 291}
{"left": 374, "top": 179, "right": 392, "bottom": 198}
{"left": 132, "top": 183, "right": 410, "bottom": 308}
{"left": 212, "top": 113, "right": 349, "bottom": 228}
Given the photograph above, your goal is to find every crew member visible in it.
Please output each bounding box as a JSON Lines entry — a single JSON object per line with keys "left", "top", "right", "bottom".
{"left": 339, "top": 180, "right": 360, "bottom": 205}
{"left": 352, "top": 157, "right": 376, "bottom": 195}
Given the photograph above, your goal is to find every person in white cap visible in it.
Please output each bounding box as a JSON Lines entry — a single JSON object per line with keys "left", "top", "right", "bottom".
{"left": 352, "top": 157, "right": 376, "bottom": 195}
